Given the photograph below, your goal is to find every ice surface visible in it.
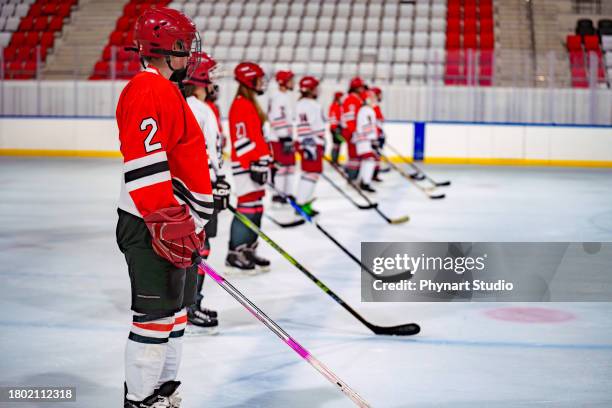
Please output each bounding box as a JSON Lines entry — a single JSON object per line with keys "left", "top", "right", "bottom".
{"left": 0, "top": 157, "right": 611, "bottom": 407}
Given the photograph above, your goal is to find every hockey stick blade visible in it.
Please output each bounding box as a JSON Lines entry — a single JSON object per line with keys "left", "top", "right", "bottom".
{"left": 370, "top": 322, "right": 421, "bottom": 336}
{"left": 389, "top": 215, "right": 411, "bottom": 225}
{"left": 410, "top": 172, "right": 426, "bottom": 181}
{"left": 265, "top": 214, "right": 306, "bottom": 228}
{"left": 428, "top": 193, "right": 446, "bottom": 200}
{"left": 435, "top": 180, "right": 452, "bottom": 187}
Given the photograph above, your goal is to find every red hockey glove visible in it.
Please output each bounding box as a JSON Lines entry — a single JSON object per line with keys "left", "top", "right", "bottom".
{"left": 144, "top": 205, "right": 204, "bottom": 269}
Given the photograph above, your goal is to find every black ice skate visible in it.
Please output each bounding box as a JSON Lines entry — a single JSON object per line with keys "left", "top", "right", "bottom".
{"left": 359, "top": 182, "right": 377, "bottom": 193}
{"left": 124, "top": 380, "right": 182, "bottom": 408}
{"left": 225, "top": 246, "right": 258, "bottom": 276}
{"left": 186, "top": 304, "right": 219, "bottom": 336}
{"left": 244, "top": 242, "right": 271, "bottom": 272}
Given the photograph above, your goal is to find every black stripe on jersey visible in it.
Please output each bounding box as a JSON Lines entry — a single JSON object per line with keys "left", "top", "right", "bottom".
{"left": 128, "top": 332, "right": 168, "bottom": 344}
{"left": 174, "top": 189, "right": 212, "bottom": 220}
{"left": 172, "top": 179, "right": 214, "bottom": 209}
{"left": 169, "top": 329, "right": 185, "bottom": 338}
{"left": 124, "top": 161, "right": 169, "bottom": 183}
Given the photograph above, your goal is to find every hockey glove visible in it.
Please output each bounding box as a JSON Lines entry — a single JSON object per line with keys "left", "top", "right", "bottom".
{"left": 301, "top": 138, "right": 318, "bottom": 161}
{"left": 212, "top": 175, "right": 231, "bottom": 211}
{"left": 280, "top": 137, "right": 294, "bottom": 155}
{"left": 249, "top": 159, "right": 269, "bottom": 185}
{"left": 144, "top": 205, "right": 204, "bottom": 269}
{"left": 332, "top": 127, "right": 344, "bottom": 145}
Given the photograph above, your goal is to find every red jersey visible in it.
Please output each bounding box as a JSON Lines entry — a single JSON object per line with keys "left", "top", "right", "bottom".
{"left": 341, "top": 92, "right": 363, "bottom": 140}
{"left": 229, "top": 95, "right": 271, "bottom": 168}
{"left": 328, "top": 101, "right": 342, "bottom": 131}
{"left": 206, "top": 100, "right": 223, "bottom": 134}
{"left": 373, "top": 104, "right": 385, "bottom": 136}
{"left": 116, "top": 66, "right": 213, "bottom": 231}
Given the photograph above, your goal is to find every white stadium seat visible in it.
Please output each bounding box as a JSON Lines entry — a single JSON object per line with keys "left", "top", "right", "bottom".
{"left": 281, "top": 32, "right": 297, "bottom": 47}
{"left": 277, "top": 46, "right": 294, "bottom": 62}
{"left": 244, "top": 46, "right": 259, "bottom": 61}
{"left": 309, "top": 62, "right": 324, "bottom": 77}
{"left": 212, "top": 3, "right": 227, "bottom": 16}
{"left": 378, "top": 47, "right": 394, "bottom": 62}
{"left": 233, "top": 31, "right": 249, "bottom": 47}
{"left": 1, "top": 4, "right": 15, "bottom": 17}
{"left": 426, "top": 64, "right": 444, "bottom": 81}
{"left": 396, "top": 32, "right": 412, "bottom": 48}
{"left": 267, "top": 31, "right": 282, "bottom": 47}
{"left": 428, "top": 47, "right": 446, "bottom": 64}
{"left": 228, "top": 3, "right": 242, "bottom": 17}
{"left": 224, "top": 17, "right": 238, "bottom": 31}
{"left": 312, "top": 47, "right": 327, "bottom": 62}
{"left": 359, "top": 62, "right": 375, "bottom": 78}
{"left": 213, "top": 46, "right": 229, "bottom": 61}
{"left": 238, "top": 17, "right": 253, "bottom": 31}
{"left": 412, "top": 48, "right": 428, "bottom": 63}
{"left": 430, "top": 18, "right": 446, "bottom": 32}
{"left": 270, "top": 17, "right": 284, "bottom": 31}
{"left": 410, "top": 63, "right": 426, "bottom": 78}
{"left": 415, "top": 2, "right": 430, "bottom": 17}
{"left": 375, "top": 63, "right": 392, "bottom": 81}
{"left": 392, "top": 64, "right": 408, "bottom": 82}
{"left": 217, "top": 32, "right": 233, "bottom": 46}
{"left": 415, "top": 17, "right": 429, "bottom": 32}
{"left": 344, "top": 47, "right": 360, "bottom": 62}
{"left": 321, "top": 3, "right": 335, "bottom": 17}
{"left": 258, "top": 3, "right": 273, "bottom": 17}
{"left": 325, "top": 62, "right": 341, "bottom": 79}
{"left": 381, "top": 17, "right": 397, "bottom": 32}
{"left": 4, "top": 16, "right": 18, "bottom": 31}
{"left": 366, "top": 17, "right": 380, "bottom": 32}
{"left": 430, "top": 33, "right": 446, "bottom": 48}
{"left": 364, "top": 32, "right": 378, "bottom": 48}
{"left": 287, "top": 16, "right": 300, "bottom": 30}
{"left": 290, "top": 62, "right": 307, "bottom": 76}
{"left": 337, "top": 3, "right": 350, "bottom": 18}
{"left": 413, "top": 32, "right": 429, "bottom": 48}
{"left": 15, "top": 3, "right": 29, "bottom": 17}
{"left": 346, "top": 32, "right": 362, "bottom": 47}
{"left": 302, "top": 17, "right": 317, "bottom": 31}
{"left": 380, "top": 32, "right": 395, "bottom": 47}
{"left": 255, "top": 17, "right": 269, "bottom": 31}
{"left": 181, "top": 3, "right": 195, "bottom": 17}
{"left": 432, "top": 4, "right": 447, "bottom": 18}
{"left": 398, "top": 3, "right": 413, "bottom": 18}
{"left": 290, "top": 3, "right": 304, "bottom": 16}
{"left": 395, "top": 48, "right": 411, "bottom": 63}
{"left": 327, "top": 47, "right": 343, "bottom": 62}
{"left": 261, "top": 47, "right": 277, "bottom": 62}
{"left": 602, "top": 36, "right": 612, "bottom": 51}
{"left": 368, "top": 3, "right": 383, "bottom": 17}
{"left": 243, "top": 3, "right": 258, "bottom": 17}
{"left": 294, "top": 47, "right": 310, "bottom": 62}
{"left": 306, "top": 3, "right": 319, "bottom": 17}
{"left": 274, "top": 3, "right": 289, "bottom": 17}
{"left": 314, "top": 32, "right": 330, "bottom": 47}
{"left": 353, "top": 3, "right": 367, "bottom": 17}
{"left": 349, "top": 17, "right": 364, "bottom": 33}
{"left": 201, "top": 31, "right": 217, "bottom": 47}
{"left": 605, "top": 53, "right": 612, "bottom": 68}
{"left": 250, "top": 31, "right": 265, "bottom": 47}
{"left": 0, "top": 32, "right": 11, "bottom": 48}
{"left": 334, "top": 17, "right": 348, "bottom": 31}
{"left": 318, "top": 17, "right": 333, "bottom": 32}
{"left": 384, "top": 3, "right": 398, "bottom": 17}
{"left": 298, "top": 32, "right": 313, "bottom": 47}
{"left": 207, "top": 17, "right": 223, "bottom": 31}
{"left": 197, "top": 3, "right": 213, "bottom": 16}
{"left": 331, "top": 32, "right": 346, "bottom": 47}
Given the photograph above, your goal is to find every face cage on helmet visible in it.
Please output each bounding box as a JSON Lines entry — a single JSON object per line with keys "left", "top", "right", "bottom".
{"left": 185, "top": 31, "right": 202, "bottom": 80}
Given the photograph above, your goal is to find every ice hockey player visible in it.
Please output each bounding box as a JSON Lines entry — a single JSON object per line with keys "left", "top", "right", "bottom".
{"left": 370, "top": 86, "right": 387, "bottom": 181}
{"left": 116, "top": 7, "right": 221, "bottom": 407}
{"left": 183, "top": 52, "right": 230, "bottom": 332}
{"left": 341, "top": 76, "right": 366, "bottom": 181}
{"left": 204, "top": 77, "right": 225, "bottom": 149}
{"left": 227, "top": 62, "right": 272, "bottom": 274}
{"left": 355, "top": 89, "right": 379, "bottom": 193}
{"left": 267, "top": 70, "right": 296, "bottom": 204}
{"left": 328, "top": 91, "right": 344, "bottom": 164}
{"left": 294, "top": 76, "right": 327, "bottom": 216}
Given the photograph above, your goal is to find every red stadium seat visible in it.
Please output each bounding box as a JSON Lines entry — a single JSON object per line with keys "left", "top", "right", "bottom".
{"left": 102, "top": 44, "right": 111, "bottom": 61}
{"left": 444, "top": 64, "right": 465, "bottom": 85}
{"left": 116, "top": 16, "right": 131, "bottom": 31}
{"left": 10, "top": 32, "right": 26, "bottom": 47}
{"left": 49, "top": 16, "right": 64, "bottom": 31}
{"left": 109, "top": 30, "right": 125, "bottom": 46}
{"left": 41, "top": 31, "right": 54, "bottom": 47}
{"left": 566, "top": 34, "right": 582, "bottom": 51}
{"left": 123, "top": 3, "right": 137, "bottom": 17}
{"left": 28, "top": 4, "right": 43, "bottom": 17}
{"left": 446, "top": 33, "right": 461, "bottom": 49}
{"left": 3, "top": 46, "right": 17, "bottom": 61}
{"left": 447, "top": 4, "right": 460, "bottom": 19}
{"left": 463, "top": 32, "right": 478, "bottom": 49}
{"left": 479, "top": 50, "right": 494, "bottom": 66}
{"left": 42, "top": 3, "right": 57, "bottom": 16}
{"left": 7, "top": 61, "right": 24, "bottom": 79}
{"left": 464, "top": 5, "right": 477, "bottom": 20}
{"left": 124, "top": 31, "right": 134, "bottom": 45}
{"left": 19, "top": 16, "right": 34, "bottom": 31}
{"left": 479, "top": 65, "right": 493, "bottom": 86}
{"left": 480, "top": 19, "right": 494, "bottom": 34}
{"left": 571, "top": 67, "right": 588, "bottom": 87}
{"left": 16, "top": 47, "right": 32, "bottom": 61}
{"left": 34, "top": 17, "right": 48, "bottom": 31}
{"left": 583, "top": 35, "right": 600, "bottom": 51}
{"left": 447, "top": 18, "right": 461, "bottom": 33}
{"left": 569, "top": 50, "right": 585, "bottom": 67}
{"left": 56, "top": 4, "right": 71, "bottom": 18}
{"left": 93, "top": 60, "right": 110, "bottom": 77}
{"left": 25, "top": 32, "right": 40, "bottom": 47}
{"left": 479, "top": 5, "right": 493, "bottom": 20}
{"left": 480, "top": 33, "right": 495, "bottom": 50}
{"left": 23, "top": 60, "right": 38, "bottom": 78}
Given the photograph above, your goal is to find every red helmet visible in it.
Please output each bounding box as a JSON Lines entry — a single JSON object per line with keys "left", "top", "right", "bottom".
{"left": 349, "top": 76, "right": 365, "bottom": 90}
{"left": 275, "top": 70, "right": 294, "bottom": 87}
{"left": 299, "top": 76, "right": 319, "bottom": 92}
{"left": 234, "top": 61, "right": 266, "bottom": 92}
{"left": 133, "top": 7, "right": 201, "bottom": 75}
{"left": 334, "top": 91, "right": 344, "bottom": 100}
{"left": 183, "top": 52, "right": 217, "bottom": 86}
{"left": 370, "top": 87, "right": 382, "bottom": 97}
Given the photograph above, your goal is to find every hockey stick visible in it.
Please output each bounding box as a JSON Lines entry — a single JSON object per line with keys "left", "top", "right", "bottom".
{"left": 385, "top": 144, "right": 451, "bottom": 187}
{"left": 196, "top": 259, "right": 372, "bottom": 407}
{"left": 379, "top": 154, "right": 446, "bottom": 200}
{"left": 228, "top": 206, "right": 421, "bottom": 336}
{"left": 324, "top": 159, "right": 410, "bottom": 225}
{"left": 264, "top": 213, "right": 306, "bottom": 228}
{"left": 266, "top": 184, "right": 413, "bottom": 282}
{"left": 319, "top": 173, "right": 377, "bottom": 210}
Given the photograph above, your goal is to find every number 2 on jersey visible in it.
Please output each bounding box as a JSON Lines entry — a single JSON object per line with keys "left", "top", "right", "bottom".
{"left": 141, "top": 118, "right": 161, "bottom": 153}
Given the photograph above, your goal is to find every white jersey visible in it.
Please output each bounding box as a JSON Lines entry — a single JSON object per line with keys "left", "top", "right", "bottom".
{"left": 187, "top": 95, "right": 224, "bottom": 182}
{"left": 267, "top": 89, "right": 294, "bottom": 142}
{"left": 355, "top": 104, "right": 378, "bottom": 143}
{"left": 295, "top": 98, "right": 326, "bottom": 147}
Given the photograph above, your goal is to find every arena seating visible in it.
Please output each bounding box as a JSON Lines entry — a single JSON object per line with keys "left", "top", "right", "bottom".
{"left": 566, "top": 17, "right": 609, "bottom": 87}
{"left": 90, "top": 0, "right": 169, "bottom": 79}
{"left": 1, "top": 0, "right": 77, "bottom": 79}
{"left": 91, "top": 0, "right": 451, "bottom": 84}
{"left": 444, "top": 0, "right": 495, "bottom": 85}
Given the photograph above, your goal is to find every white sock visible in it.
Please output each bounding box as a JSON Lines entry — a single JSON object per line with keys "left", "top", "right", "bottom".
{"left": 125, "top": 313, "right": 174, "bottom": 401}
{"left": 296, "top": 172, "right": 319, "bottom": 204}
{"left": 359, "top": 159, "right": 376, "bottom": 185}
{"left": 158, "top": 309, "right": 187, "bottom": 386}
